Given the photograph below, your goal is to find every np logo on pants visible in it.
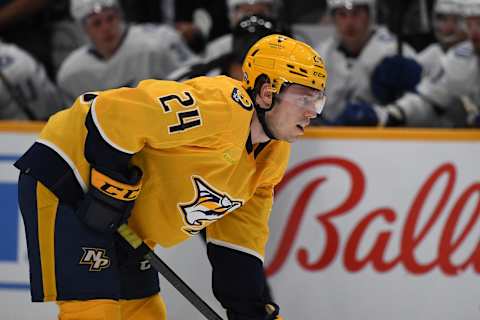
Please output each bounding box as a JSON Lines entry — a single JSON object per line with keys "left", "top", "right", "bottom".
{"left": 79, "top": 248, "right": 110, "bottom": 271}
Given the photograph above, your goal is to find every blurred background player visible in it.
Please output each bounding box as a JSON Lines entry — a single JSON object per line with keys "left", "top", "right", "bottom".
{"left": 57, "top": 0, "right": 197, "bottom": 104}
{"left": 418, "top": 0, "right": 466, "bottom": 78}
{"left": 313, "top": 0, "right": 421, "bottom": 125}
{"left": 333, "top": 0, "right": 480, "bottom": 128}
{"left": 0, "top": 39, "right": 64, "bottom": 120}
{"left": 204, "top": 0, "right": 276, "bottom": 60}
{"left": 170, "top": 14, "right": 282, "bottom": 82}
{"left": 174, "top": 0, "right": 230, "bottom": 54}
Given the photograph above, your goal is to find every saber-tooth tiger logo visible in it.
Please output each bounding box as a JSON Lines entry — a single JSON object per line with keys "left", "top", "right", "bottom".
{"left": 179, "top": 176, "right": 243, "bottom": 235}
{"left": 79, "top": 248, "right": 110, "bottom": 271}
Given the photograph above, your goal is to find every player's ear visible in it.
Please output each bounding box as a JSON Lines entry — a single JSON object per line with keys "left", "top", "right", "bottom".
{"left": 256, "top": 82, "right": 273, "bottom": 109}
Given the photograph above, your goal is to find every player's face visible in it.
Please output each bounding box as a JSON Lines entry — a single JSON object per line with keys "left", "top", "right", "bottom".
{"left": 433, "top": 13, "right": 466, "bottom": 46}
{"left": 465, "top": 16, "right": 480, "bottom": 55}
{"left": 84, "top": 8, "right": 123, "bottom": 56}
{"left": 333, "top": 6, "right": 370, "bottom": 51}
{"left": 266, "top": 84, "right": 324, "bottom": 142}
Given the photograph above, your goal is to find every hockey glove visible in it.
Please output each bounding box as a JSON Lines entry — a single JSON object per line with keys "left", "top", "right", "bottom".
{"left": 334, "top": 101, "right": 379, "bottom": 126}
{"left": 265, "top": 303, "right": 283, "bottom": 320}
{"left": 227, "top": 303, "right": 283, "bottom": 320}
{"left": 371, "top": 55, "right": 422, "bottom": 104}
{"left": 76, "top": 166, "right": 143, "bottom": 233}
{"left": 334, "top": 102, "right": 406, "bottom": 127}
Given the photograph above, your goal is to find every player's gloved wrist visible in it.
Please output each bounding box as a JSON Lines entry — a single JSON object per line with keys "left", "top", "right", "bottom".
{"left": 76, "top": 166, "right": 143, "bottom": 233}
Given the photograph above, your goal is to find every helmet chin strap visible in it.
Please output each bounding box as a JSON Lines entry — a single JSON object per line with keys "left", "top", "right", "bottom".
{"left": 254, "top": 94, "right": 278, "bottom": 140}
{"left": 255, "top": 103, "right": 278, "bottom": 140}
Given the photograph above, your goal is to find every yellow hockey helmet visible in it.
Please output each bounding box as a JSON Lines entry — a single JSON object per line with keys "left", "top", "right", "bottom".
{"left": 242, "top": 34, "right": 327, "bottom": 94}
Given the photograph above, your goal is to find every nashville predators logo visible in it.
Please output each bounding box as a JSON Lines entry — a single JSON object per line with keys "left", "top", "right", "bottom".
{"left": 231, "top": 87, "right": 253, "bottom": 111}
{"left": 79, "top": 248, "right": 110, "bottom": 271}
{"left": 179, "top": 176, "right": 243, "bottom": 235}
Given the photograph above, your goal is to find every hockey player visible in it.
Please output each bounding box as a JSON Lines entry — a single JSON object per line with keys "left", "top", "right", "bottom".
{"left": 204, "top": 0, "right": 276, "bottom": 60}
{"left": 334, "top": 0, "right": 480, "bottom": 128}
{"left": 314, "top": 0, "right": 420, "bottom": 124}
{"left": 57, "top": 0, "right": 197, "bottom": 104}
{"left": 15, "top": 34, "right": 327, "bottom": 320}
{"left": 418, "top": 0, "right": 466, "bottom": 78}
{"left": 0, "top": 40, "right": 64, "bottom": 120}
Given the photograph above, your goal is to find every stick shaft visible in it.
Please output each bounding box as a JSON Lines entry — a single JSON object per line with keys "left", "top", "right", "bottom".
{"left": 117, "top": 224, "right": 224, "bottom": 320}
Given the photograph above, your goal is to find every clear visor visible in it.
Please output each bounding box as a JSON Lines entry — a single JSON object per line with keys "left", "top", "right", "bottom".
{"left": 277, "top": 89, "right": 327, "bottom": 114}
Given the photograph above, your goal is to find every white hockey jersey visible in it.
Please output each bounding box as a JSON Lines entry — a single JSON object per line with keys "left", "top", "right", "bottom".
{"left": 204, "top": 33, "right": 233, "bottom": 61}
{"left": 417, "top": 43, "right": 445, "bottom": 79}
{"left": 396, "top": 41, "right": 480, "bottom": 127}
{"left": 0, "top": 41, "right": 64, "bottom": 120}
{"left": 315, "top": 26, "right": 417, "bottom": 121}
{"left": 57, "top": 24, "right": 197, "bottom": 104}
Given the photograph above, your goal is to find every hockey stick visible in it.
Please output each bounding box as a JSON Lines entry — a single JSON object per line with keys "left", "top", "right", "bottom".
{"left": 117, "top": 224, "right": 225, "bottom": 320}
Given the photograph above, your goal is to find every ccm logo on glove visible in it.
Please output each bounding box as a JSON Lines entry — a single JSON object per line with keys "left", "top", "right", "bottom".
{"left": 91, "top": 168, "right": 142, "bottom": 201}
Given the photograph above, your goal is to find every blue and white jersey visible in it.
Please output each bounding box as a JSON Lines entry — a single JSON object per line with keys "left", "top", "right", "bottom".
{"left": 417, "top": 43, "right": 445, "bottom": 79}
{"left": 57, "top": 24, "right": 197, "bottom": 104}
{"left": 315, "top": 26, "right": 417, "bottom": 121}
{"left": 0, "top": 41, "right": 64, "bottom": 120}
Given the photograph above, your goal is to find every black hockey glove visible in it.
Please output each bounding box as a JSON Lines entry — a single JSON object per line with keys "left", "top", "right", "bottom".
{"left": 76, "top": 166, "right": 143, "bottom": 233}
{"left": 227, "top": 302, "right": 283, "bottom": 320}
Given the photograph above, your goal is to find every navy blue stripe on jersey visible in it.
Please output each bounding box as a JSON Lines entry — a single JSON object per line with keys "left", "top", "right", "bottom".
{"left": 207, "top": 243, "right": 270, "bottom": 319}
{"left": 18, "top": 173, "right": 45, "bottom": 301}
{"left": 246, "top": 133, "right": 253, "bottom": 154}
{"left": 254, "top": 141, "right": 270, "bottom": 159}
{"left": 14, "top": 142, "right": 84, "bottom": 206}
{"left": 85, "top": 107, "right": 132, "bottom": 174}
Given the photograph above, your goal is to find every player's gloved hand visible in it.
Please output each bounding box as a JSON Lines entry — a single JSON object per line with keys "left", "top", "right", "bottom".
{"left": 76, "top": 166, "right": 143, "bottom": 233}
{"left": 334, "top": 101, "right": 379, "bottom": 126}
{"left": 265, "top": 303, "right": 283, "bottom": 320}
{"left": 227, "top": 302, "right": 283, "bottom": 320}
{"left": 371, "top": 55, "right": 422, "bottom": 104}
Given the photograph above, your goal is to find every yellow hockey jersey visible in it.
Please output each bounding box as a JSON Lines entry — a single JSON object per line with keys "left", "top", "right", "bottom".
{"left": 32, "top": 76, "right": 290, "bottom": 260}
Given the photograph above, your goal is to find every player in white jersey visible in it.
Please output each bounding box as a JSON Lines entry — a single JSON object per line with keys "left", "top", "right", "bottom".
{"left": 332, "top": 0, "right": 480, "bottom": 128}
{"left": 418, "top": 0, "right": 466, "bottom": 78}
{"left": 204, "top": 0, "right": 275, "bottom": 61}
{"left": 314, "top": 0, "right": 420, "bottom": 123}
{"left": 57, "top": 0, "right": 197, "bottom": 104}
{"left": 0, "top": 40, "right": 64, "bottom": 120}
